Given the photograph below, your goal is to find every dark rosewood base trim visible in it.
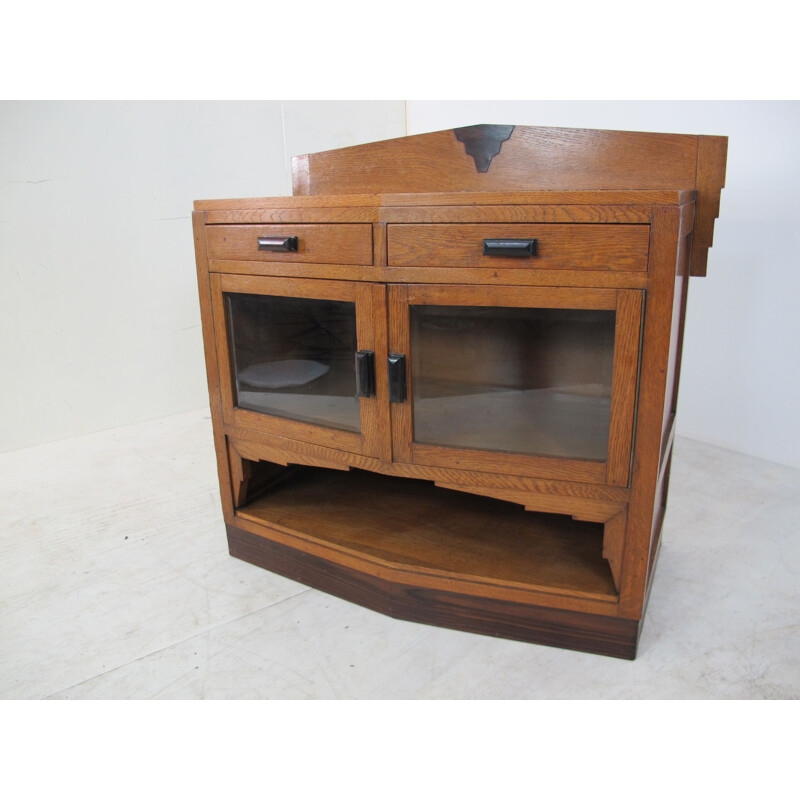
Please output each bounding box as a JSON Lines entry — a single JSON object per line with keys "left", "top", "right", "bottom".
{"left": 226, "top": 523, "right": 641, "bottom": 660}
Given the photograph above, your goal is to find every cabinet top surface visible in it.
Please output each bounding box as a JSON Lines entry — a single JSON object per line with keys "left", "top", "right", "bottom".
{"left": 193, "top": 189, "right": 695, "bottom": 211}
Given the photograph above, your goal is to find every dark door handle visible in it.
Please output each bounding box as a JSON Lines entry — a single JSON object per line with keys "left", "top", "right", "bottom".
{"left": 483, "top": 238, "right": 537, "bottom": 257}
{"left": 258, "top": 236, "right": 298, "bottom": 252}
{"left": 355, "top": 351, "right": 375, "bottom": 398}
{"left": 388, "top": 354, "right": 407, "bottom": 403}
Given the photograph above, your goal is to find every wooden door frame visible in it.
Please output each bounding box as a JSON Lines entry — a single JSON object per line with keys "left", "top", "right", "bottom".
{"left": 387, "top": 283, "right": 643, "bottom": 485}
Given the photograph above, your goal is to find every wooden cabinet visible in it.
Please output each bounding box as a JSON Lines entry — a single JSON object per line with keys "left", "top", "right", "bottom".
{"left": 193, "top": 124, "right": 727, "bottom": 658}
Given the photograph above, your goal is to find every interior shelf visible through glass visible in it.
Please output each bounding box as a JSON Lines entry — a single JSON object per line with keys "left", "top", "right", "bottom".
{"left": 410, "top": 305, "right": 616, "bottom": 461}
{"left": 226, "top": 292, "right": 360, "bottom": 433}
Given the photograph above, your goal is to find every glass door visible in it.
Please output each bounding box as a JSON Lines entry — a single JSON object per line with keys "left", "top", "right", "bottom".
{"left": 388, "top": 284, "right": 643, "bottom": 485}
{"left": 211, "top": 274, "right": 387, "bottom": 457}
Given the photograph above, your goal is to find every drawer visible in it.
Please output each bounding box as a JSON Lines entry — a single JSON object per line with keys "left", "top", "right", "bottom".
{"left": 387, "top": 224, "right": 650, "bottom": 271}
{"left": 206, "top": 224, "right": 373, "bottom": 265}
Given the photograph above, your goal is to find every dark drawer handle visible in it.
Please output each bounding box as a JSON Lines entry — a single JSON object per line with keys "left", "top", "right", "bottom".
{"left": 355, "top": 350, "right": 375, "bottom": 398}
{"left": 483, "top": 238, "right": 537, "bottom": 257}
{"left": 388, "top": 354, "right": 407, "bottom": 403}
{"left": 258, "top": 236, "right": 298, "bottom": 252}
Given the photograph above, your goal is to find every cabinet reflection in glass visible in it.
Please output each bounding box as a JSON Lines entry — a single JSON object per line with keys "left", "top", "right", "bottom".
{"left": 411, "top": 306, "right": 616, "bottom": 461}
{"left": 225, "top": 293, "right": 360, "bottom": 432}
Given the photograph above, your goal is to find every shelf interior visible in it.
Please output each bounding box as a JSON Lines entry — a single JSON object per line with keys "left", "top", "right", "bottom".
{"left": 236, "top": 466, "right": 618, "bottom": 601}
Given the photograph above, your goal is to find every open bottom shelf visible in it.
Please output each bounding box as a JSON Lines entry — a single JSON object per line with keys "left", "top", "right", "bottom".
{"left": 235, "top": 466, "right": 618, "bottom": 603}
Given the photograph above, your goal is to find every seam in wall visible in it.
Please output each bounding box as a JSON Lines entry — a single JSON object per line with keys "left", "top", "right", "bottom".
{"left": 280, "top": 100, "right": 291, "bottom": 195}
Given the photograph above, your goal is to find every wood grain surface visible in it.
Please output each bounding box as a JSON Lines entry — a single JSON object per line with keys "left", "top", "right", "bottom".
{"left": 235, "top": 467, "right": 618, "bottom": 601}
{"left": 193, "top": 212, "right": 235, "bottom": 523}
{"left": 206, "top": 223, "right": 373, "bottom": 265}
{"left": 388, "top": 223, "right": 650, "bottom": 271}
{"left": 225, "top": 425, "right": 631, "bottom": 502}
{"left": 618, "top": 207, "right": 682, "bottom": 617}
{"left": 606, "top": 290, "right": 645, "bottom": 486}
{"left": 292, "top": 126, "right": 701, "bottom": 195}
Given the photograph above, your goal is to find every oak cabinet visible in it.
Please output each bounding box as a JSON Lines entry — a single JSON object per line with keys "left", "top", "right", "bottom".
{"left": 193, "top": 124, "right": 727, "bottom": 658}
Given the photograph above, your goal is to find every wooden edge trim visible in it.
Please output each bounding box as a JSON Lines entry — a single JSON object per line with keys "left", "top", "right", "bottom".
{"left": 378, "top": 205, "right": 654, "bottom": 224}
{"left": 606, "top": 289, "right": 645, "bottom": 486}
{"left": 405, "top": 284, "right": 618, "bottom": 310}
{"left": 208, "top": 260, "right": 650, "bottom": 290}
{"left": 227, "top": 440, "right": 252, "bottom": 507}
{"left": 231, "top": 408, "right": 364, "bottom": 457}
{"left": 228, "top": 428, "right": 374, "bottom": 471}
{"left": 208, "top": 272, "right": 236, "bottom": 427}
{"left": 224, "top": 425, "right": 631, "bottom": 502}
{"left": 659, "top": 413, "right": 677, "bottom": 481}
{"left": 193, "top": 212, "right": 235, "bottom": 522}
{"left": 387, "top": 284, "right": 413, "bottom": 463}
{"left": 355, "top": 282, "right": 384, "bottom": 460}
{"left": 382, "top": 268, "right": 649, "bottom": 289}
{"left": 205, "top": 208, "right": 379, "bottom": 224}
{"left": 233, "top": 437, "right": 351, "bottom": 472}
{"left": 208, "top": 260, "right": 380, "bottom": 281}
{"left": 602, "top": 508, "right": 627, "bottom": 593}
{"left": 618, "top": 206, "right": 681, "bottom": 616}
{"left": 369, "top": 282, "right": 392, "bottom": 462}
{"left": 379, "top": 190, "right": 692, "bottom": 206}
{"left": 373, "top": 222, "right": 388, "bottom": 268}
{"left": 434, "top": 482, "right": 624, "bottom": 524}
{"left": 645, "top": 503, "right": 667, "bottom": 601}
{"left": 679, "top": 201, "right": 695, "bottom": 240}
{"left": 413, "top": 444, "right": 607, "bottom": 485}
{"left": 689, "top": 135, "right": 727, "bottom": 277}
{"left": 216, "top": 272, "right": 358, "bottom": 300}
{"left": 195, "top": 190, "right": 691, "bottom": 211}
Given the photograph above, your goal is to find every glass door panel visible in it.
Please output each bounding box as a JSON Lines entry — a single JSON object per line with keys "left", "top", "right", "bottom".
{"left": 211, "top": 274, "right": 386, "bottom": 458}
{"left": 226, "top": 292, "right": 360, "bottom": 433}
{"left": 410, "top": 305, "right": 615, "bottom": 461}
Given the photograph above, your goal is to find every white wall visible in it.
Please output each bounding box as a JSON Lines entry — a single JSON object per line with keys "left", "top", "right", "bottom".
{"left": 0, "top": 101, "right": 405, "bottom": 453}
{"left": 3, "top": 100, "right": 797, "bottom": 469}
{"left": 407, "top": 101, "right": 800, "bottom": 468}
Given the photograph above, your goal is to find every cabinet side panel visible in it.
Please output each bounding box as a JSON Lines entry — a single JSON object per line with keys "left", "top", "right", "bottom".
{"left": 193, "top": 211, "right": 235, "bottom": 522}
{"left": 618, "top": 207, "right": 681, "bottom": 617}
{"left": 661, "top": 215, "right": 693, "bottom": 457}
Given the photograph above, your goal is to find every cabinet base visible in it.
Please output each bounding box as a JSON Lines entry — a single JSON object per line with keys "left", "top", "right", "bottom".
{"left": 227, "top": 523, "right": 641, "bottom": 659}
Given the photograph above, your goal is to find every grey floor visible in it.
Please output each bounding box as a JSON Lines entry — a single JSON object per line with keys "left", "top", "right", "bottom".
{"left": 1, "top": 409, "right": 798, "bottom": 699}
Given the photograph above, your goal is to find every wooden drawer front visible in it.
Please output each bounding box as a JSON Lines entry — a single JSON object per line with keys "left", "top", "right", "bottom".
{"left": 387, "top": 224, "right": 649, "bottom": 271}
{"left": 206, "top": 224, "right": 373, "bottom": 265}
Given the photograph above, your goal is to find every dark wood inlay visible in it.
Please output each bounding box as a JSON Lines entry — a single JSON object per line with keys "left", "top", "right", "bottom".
{"left": 454, "top": 124, "right": 515, "bottom": 172}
